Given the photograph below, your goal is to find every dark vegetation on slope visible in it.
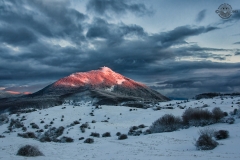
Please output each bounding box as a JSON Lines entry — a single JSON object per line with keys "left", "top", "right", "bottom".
{"left": 195, "top": 92, "right": 240, "bottom": 100}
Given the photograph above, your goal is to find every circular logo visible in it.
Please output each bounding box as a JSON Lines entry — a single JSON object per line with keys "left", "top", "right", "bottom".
{"left": 216, "top": 3, "right": 232, "bottom": 19}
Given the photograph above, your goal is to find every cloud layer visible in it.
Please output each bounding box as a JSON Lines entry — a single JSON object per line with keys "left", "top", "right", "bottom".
{"left": 195, "top": 9, "right": 206, "bottom": 22}
{"left": 86, "top": 0, "right": 153, "bottom": 17}
{"left": 0, "top": 0, "right": 239, "bottom": 98}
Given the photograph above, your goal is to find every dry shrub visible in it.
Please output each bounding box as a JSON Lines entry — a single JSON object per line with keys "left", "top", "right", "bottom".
{"left": 195, "top": 128, "right": 218, "bottom": 150}
{"left": 149, "top": 114, "right": 182, "bottom": 133}
{"left": 17, "top": 145, "right": 44, "bottom": 157}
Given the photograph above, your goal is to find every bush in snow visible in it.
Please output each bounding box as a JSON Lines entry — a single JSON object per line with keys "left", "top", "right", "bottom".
{"left": 130, "top": 126, "right": 138, "bottom": 131}
{"left": 182, "top": 108, "right": 213, "bottom": 126}
{"left": 195, "top": 128, "right": 218, "bottom": 150}
{"left": 118, "top": 134, "right": 128, "bottom": 140}
{"left": 226, "top": 117, "right": 235, "bottom": 124}
{"left": 149, "top": 114, "right": 182, "bottom": 133}
{"left": 79, "top": 137, "right": 84, "bottom": 140}
{"left": 102, "top": 132, "right": 111, "bottom": 137}
{"left": 80, "top": 127, "right": 85, "bottom": 133}
{"left": 202, "top": 104, "right": 209, "bottom": 108}
{"left": 84, "top": 138, "right": 94, "bottom": 144}
{"left": 31, "top": 123, "right": 39, "bottom": 129}
{"left": 116, "top": 132, "right": 121, "bottom": 136}
{"left": 138, "top": 124, "right": 146, "bottom": 128}
{"left": 18, "top": 132, "right": 36, "bottom": 139}
{"left": 36, "top": 129, "right": 44, "bottom": 133}
{"left": 22, "top": 126, "right": 27, "bottom": 132}
{"left": 39, "top": 126, "right": 64, "bottom": 142}
{"left": 214, "top": 130, "right": 229, "bottom": 140}
{"left": 212, "top": 107, "right": 224, "bottom": 122}
{"left": 59, "top": 136, "right": 74, "bottom": 143}
{"left": 8, "top": 119, "right": 24, "bottom": 131}
{"left": 235, "top": 107, "right": 240, "bottom": 118}
{"left": 128, "top": 129, "right": 142, "bottom": 136}
{"left": 39, "top": 136, "right": 51, "bottom": 142}
{"left": 0, "top": 113, "right": 9, "bottom": 125}
{"left": 80, "top": 123, "right": 89, "bottom": 129}
{"left": 90, "top": 132, "right": 100, "bottom": 138}
{"left": 44, "top": 124, "right": 49, "bottom": 129}
{"left": 17, "top": 145, "right": 44, "bottom": 157}
{"left": 128, "top": 126, "right": 143, "bottom": 136}
{"left": 233, "top": 108, "right": 238, "bottom": 115}
{"left": 223, "top": 112, "right": 228, "bottom": 117}
{"left": 80, "top": 123, "right": 89, "bottom": 133}
{"left": 20, "top": 116, "right": 26, "bottom": 121}
{"left": 143, "top": 129, "right": 151, "bottom": 135}
{"left": 0, "top": 135, "right": 5, "bottom": 138}
{"left": 73, "top": 120, "right": 80, "bottom": 124}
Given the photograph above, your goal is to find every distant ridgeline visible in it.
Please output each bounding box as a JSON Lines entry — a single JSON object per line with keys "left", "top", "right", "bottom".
{"left": 195, "top": 92, "right": 240, "bottom": 100}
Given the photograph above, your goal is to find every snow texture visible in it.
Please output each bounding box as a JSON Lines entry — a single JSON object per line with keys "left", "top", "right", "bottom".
{"left": 0, "top": 96, "right": 240, "bottom": 159}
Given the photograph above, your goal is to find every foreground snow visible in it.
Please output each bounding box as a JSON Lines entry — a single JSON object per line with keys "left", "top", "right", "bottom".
{"left": 0, "top": 96, "right": 240, "bottom": 160}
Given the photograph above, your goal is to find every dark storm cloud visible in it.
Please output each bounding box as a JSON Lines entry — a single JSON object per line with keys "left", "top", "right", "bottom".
{"left": 152, "top": 25, "right": 218, "bottom": 48}
{"left": 233, "top": 41, "right": 240, "bottom": 44}
{"left": 235, "top": 52, "right": 240, "bottom": 55}
{"left": 0, "top": 0, "right": 89, "bottom": 87}
{"left": 142, "top": 61, "right": 240, "bottom": 78}
{"left": 86, "top": 18, "right": 146, "bottom": 45}
{"left": 0, "top": 0, "right": 53, "bottom": 37}
{"left": 0, "top": 27, "right": 37, "bottom": 46}
{"left": 196, "top": 9, "right": 206, "bottom": 22}
{"left": 0, "top": 0, "right": 239, "bottom": 98}
{"left": 0, "top": 0, "right": 87, "bottom": 45}
{"left": 28, "top": 0, "right": 87, "bottom": 42}
{"left": 0, "top": 21, "right": 225, "bottom": 90}
{"left": 170, "top": 44, "right": 229, "bottom": 61}
{"left": 149, "top": 61, "right": 240, "bottom": 98}
{"left": 86, "top": 0, "right": 153, "bottom": 17}
{"left": 157, "top": 74, "right": 240, "bottom": 90}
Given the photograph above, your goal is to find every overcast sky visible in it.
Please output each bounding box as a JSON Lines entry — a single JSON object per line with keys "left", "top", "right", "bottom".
{"left": 0, "top": 0, "right": 240, "bottom": 98}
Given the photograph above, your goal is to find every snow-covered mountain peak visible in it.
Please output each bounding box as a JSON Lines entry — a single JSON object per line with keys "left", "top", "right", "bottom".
{"left": 99, "top": 66, "right": 113, "bottom": 72}
{"left": 52, "top": 67, "right": 146, "bottom": 90}
{"left": 3, "top": 67, "right": 169, "bottom": 108}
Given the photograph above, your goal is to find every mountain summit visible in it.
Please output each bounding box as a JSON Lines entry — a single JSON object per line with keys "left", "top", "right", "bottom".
{"left": 35, "top": 67, "right": 169, "bottom": 103}
{"left": 0, "top": 67, "right": 169, "bottom": 112}
{"left": 46, "top": 66, "right": 147, "bottom": 94}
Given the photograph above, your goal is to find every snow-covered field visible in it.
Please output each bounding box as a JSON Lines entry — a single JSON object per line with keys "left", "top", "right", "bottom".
{"left": 1, "top": 96, "right": 240, "bottom": 160}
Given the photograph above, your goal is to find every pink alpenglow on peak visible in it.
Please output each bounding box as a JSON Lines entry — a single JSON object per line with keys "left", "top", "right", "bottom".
{"left": 100, "top": 66, "right": 114, "bottom": 72}
{"left": 29, "top": 67, "right": 169, "bottom": 105}
{"left": 52, "top": 67, "right": 146, "bottom": 89}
